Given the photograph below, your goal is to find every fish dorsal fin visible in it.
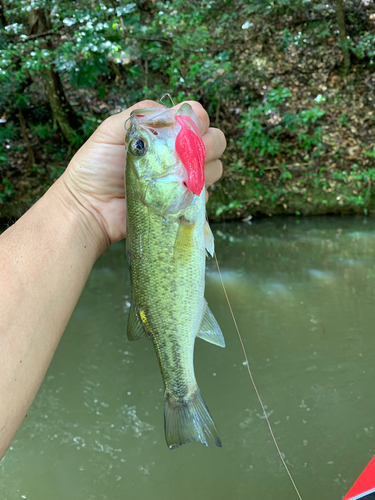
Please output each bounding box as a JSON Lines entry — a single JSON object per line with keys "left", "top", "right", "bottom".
{"left": 197, "top": 301, "right": 225, "bottom": 348}
{"left": 127, "top": 300, "right": 148, "bottom": 341}
{"left": 204, "top": 219, "right": 214, "bottom": 257}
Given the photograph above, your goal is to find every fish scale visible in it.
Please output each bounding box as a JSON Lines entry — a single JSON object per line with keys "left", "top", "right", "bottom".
{"left": 127, "top": 184, "right": 204, "bottom": 399}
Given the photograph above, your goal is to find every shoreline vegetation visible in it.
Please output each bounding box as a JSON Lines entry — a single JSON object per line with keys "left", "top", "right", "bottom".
{"left": 1, "top": 0, "right": 375, "bottom": 222}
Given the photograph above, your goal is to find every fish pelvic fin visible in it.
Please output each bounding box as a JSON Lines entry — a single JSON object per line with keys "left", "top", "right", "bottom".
{"left": 164, "top": 387, "right": 222, "bottom": 450}
{"left": 127, "top": 300, "right": 148, "bottom": 341}
{"left": 197, "top": 301, "right": 225, "bottom": 348}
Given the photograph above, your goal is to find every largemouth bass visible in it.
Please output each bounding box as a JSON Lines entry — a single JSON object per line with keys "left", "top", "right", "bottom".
{"left": 125, "top": 103, "right": 225, "bottom": 450}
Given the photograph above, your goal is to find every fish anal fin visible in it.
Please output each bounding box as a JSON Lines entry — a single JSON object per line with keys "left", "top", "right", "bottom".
{"left": 164, "top": 387, "right": 222, "bottom": 450}
{"left": 197, "top": 301, "right": 225, "bottom": 348}
{"left": 204, "top": 219, "right": 214, "bottom": 257}
{"left": 127, "top": 301, "right": 148, "bottom": 341}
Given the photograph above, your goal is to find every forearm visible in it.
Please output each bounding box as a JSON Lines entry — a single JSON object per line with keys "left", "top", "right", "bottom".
{"left": 0, "top": 178, "right": 106, "bottom": 458}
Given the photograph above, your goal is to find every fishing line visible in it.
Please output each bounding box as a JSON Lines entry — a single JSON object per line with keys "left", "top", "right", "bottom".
{"left": 214, "top": 253, "right": 304, "bottom": 500}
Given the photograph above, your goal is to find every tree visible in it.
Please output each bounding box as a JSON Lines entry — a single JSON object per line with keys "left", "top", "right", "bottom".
{"left": 1, "top": 2, "right": 81, "bottom": 144}
{"left": 28, "top": 7, "right": 81, "bottom": 143}
{"left": 335, "top": 0, "right": 351, "bottom": 75}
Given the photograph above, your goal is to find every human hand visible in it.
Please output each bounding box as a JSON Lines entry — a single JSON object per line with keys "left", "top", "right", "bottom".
{"left": 59, "top": 100, "right": 226, "bottom": 250}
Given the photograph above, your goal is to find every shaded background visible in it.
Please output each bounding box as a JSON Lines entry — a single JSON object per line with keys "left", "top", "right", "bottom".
{"left": 0, "top": 0, "right": 375, "bottom": 219}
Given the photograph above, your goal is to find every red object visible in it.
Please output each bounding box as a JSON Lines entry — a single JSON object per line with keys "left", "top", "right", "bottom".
{"left": 343, "top": 456, "right": 375, "bottom": 499}
{"left": 175, "top": 115, "right": 206, "bottom": 196}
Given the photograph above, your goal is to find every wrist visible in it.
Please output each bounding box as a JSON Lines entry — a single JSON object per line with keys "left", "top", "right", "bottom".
{"left": 49, "top": 176, "right": 110, "bottom": 259}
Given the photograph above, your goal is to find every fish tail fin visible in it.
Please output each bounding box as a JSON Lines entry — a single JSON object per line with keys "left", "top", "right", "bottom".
{"left": 164, "top": 387, "right": 222, "bottom": 450}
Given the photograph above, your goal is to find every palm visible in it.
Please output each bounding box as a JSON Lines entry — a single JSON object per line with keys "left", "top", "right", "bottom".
{"left": 66, "top": 140, "right": 127, "bottom": 244}
{"left": 64, "top": 106, "right": 136, "bottom": 244}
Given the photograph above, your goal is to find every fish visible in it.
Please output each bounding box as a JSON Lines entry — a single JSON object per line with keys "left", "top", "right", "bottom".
{"left": 124, "top": 103, "right": 225, "bottom": 450}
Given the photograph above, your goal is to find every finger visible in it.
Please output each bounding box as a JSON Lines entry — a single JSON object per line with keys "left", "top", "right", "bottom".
{"left": 92, "top": 100, "right": 161, "bottom": 145}
{"left": 202, "top": 128, "right": 227, "bottom": 163}
{"left": 132, "top": 100, "right": 161, "bottom": 110}
{"left": 174, "top": 100, "right": 210, "bottom": 136}
{"left": 205, "top": 159, "right": 223, "bottom": 186}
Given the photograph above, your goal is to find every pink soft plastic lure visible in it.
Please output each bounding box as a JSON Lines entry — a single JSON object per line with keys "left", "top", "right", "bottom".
{"left": 175, "top": 115, "right": 206, "bottom": 196}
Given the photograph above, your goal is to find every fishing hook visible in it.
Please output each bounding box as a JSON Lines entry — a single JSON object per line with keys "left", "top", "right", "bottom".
{"left": 160, "top": 93, "right": 175, "bottom": 108}
{"left": 124, "top": 115, "right": 132, "bottom": 133}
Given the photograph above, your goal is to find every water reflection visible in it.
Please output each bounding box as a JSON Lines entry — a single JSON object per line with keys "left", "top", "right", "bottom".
{"left": 1, "top": 217, "right": 375, "bottom": 500}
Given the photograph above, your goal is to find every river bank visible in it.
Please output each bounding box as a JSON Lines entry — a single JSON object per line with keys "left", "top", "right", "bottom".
{"left": 2, "top": 169, "right": 374, "bottom": 224}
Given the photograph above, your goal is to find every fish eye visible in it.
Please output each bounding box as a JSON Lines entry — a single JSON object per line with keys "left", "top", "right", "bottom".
{"left": 129, "top": 137, "right": 147, "bottom": 157}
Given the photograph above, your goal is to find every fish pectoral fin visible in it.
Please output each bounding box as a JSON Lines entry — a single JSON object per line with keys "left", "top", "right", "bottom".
{"left": 173, "top": 218, "right": 196, "bottom": 263}
{"left": 197, "top": 301, "right": 225, "bottom": 348}
{"left": 203, "top": 219, "right": 214, "bottom": 257}
{"left": 127, "top": 301, "right": 148, "bottom": 341}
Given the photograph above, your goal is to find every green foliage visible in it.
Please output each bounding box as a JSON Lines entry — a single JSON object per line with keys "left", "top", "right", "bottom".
{"left": 279, "top": 165, "right": 292, "bottom": 181}
{"left": 364, "top": 146, "right": 375, "bottom": 160}
{"left": 30, "top": 122, "right": 55, "bottom": 140}
{"left": 0, "top": 146, "right": 8, "bottom": 164}
{"left": 350, "top": 33, "right": 375, "bottom": 65}
{"left": 0, "top": 0, "right": 375, "bottom": 217}
{"left": 338, "top": 113, "right": 349, "bottom": 127}
{"left": 0, "top": 122, "right": 19, "bottom": 141}
{"left": 239, "top": 87, "right": 326, "bottom": 158}
{"left": 48, "top": 165, "right": 65, "bottom": 180}
{"left": 0, "top": 178, "right": 15, "bottom": 204}
{"left": 215, "top": 199, "right": 243, "bottom": 217}
{"left": 277, "top": 27, "right": 309, "bottom": 51}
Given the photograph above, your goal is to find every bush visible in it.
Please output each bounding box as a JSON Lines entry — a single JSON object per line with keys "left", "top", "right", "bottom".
{"left": 239, "top": 87, "right": 326, "bottom": 159}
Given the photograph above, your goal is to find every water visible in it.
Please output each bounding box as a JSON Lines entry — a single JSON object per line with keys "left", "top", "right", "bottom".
{"left": 1, "top": 216, "right": 375, "bottom": 500}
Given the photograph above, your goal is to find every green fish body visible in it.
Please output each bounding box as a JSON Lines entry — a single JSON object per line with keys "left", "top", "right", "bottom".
{"left": 125, "top": 104, "right": 225, "bottom": 449}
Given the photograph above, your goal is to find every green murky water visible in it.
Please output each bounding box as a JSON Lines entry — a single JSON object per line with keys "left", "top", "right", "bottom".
{"left": 1, "top": 217, "right": 375, "bottom": 500}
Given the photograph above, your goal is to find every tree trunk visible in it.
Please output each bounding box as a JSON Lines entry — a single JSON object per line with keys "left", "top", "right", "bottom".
{"left": 18, "top": 108, "right": 35, "bottom": 167}
{"left": 43, "top": 68, "right": 81, "bottom": 143}
{"left": 0, "top": 0, "right": 7, "bottom": 28}
{"left": 335, "top": 0, "right": 351, "bottom": 75}
{"left": 28, "top": 8, "right": 81, "bottom": 143}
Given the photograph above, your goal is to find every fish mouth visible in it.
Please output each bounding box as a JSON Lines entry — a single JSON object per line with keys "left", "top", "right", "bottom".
{"left": 130, "top": 107, "right": 176, "bottom": 129}
{"left": 129, "top": 104, "right": 205, "bottom": 197}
